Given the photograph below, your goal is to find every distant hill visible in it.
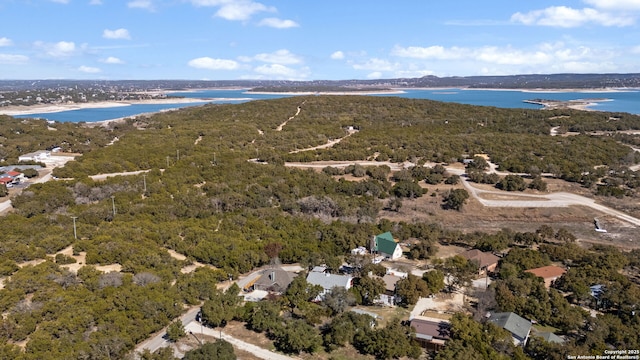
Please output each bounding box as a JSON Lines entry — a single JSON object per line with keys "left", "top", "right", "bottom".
{"left": 1, "top": 73, "right": 640, "bottom": 93}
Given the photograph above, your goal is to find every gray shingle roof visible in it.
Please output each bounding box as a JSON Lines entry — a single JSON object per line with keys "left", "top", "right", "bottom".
{"left": 489, "top": 312, "right": 532, "bottom": 341}
{"left": 306, "top": 272, "right": 352, "bottom": 291}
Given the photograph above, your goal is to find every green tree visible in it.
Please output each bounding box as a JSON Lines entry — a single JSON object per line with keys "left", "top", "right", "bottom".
{"left": 322, "top": 312, "right": 375, "bottom": 350}
{"left": 273, "top": 319, "right": 322, "bottom": 354}
{"left": 443, "top": 189, "right": 469, "bottom": 211}
{"left": 283, "top": 274, "right": 323, "bottom": 309}
{"left": 323, "top": 286, "right": 355, "bottom": 315}
{"left": 200, "top": 284, "right": 242, "bottom": 328}
{"left": 395, "top": 274, "right": 430, "bottom": 306}
{"left": 353, "top": 319, "right": 421, "bottom": 359}
{"left": 183, "top": 340, "right": 236, "bottom": 360}
{"left": 166, "top": 320, "right": 186, "bottom": 342}
{"left": 439, "top": 255, "right": 478, "bottom": 291}
{"left": 422, "top": 269, "right": 445, "bottom": 294}
{"left": 497, "top": 174, "right": 527, "bottom": 191}
{"left": 245, "top": 300, "right": 281, "bottom": 333}
{"left": 352, "top": 275, "right": 386, "bottom": 305}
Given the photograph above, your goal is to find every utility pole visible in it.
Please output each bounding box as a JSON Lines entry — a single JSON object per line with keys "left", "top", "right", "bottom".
{"left": 176, "top": 149, "right": 180, "bottom": 161}
{"left": 142, "top": 174, "right": 147, "bottom": 194}
{"left": 71, "top": 216, "right": 77, "bottom": 239}
{"left": 166, "top": 156, "right": 169, "bottom": 168}
{"left": 111, "top": 196, "right": 116, "bottom": 217}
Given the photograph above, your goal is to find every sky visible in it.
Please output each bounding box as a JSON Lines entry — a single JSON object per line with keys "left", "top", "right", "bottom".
{"left": 1, "top": 0, "right": 640, "bottom": 80}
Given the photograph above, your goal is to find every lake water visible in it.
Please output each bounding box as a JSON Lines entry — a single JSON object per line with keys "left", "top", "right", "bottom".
{"left": 12, "top": 88, "right": 640, "bottom": 122}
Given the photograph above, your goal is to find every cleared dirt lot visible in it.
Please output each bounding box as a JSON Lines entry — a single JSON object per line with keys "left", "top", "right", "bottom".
{"left": 286, "top": 161, "right": 640, "bottom": 250}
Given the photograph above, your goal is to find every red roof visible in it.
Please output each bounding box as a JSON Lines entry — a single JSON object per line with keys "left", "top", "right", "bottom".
{"left": 7, "top": 171, "right": 21, "bottom": 177}
{"left": 525, "top": 265, "right": 566, "bottom": 279}
{"left": 0, "top": 177, "right": 13, "bottom": 184}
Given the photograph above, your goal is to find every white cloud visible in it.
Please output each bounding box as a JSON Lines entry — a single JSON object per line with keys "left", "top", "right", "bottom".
{"left": 188, "top": 57, "right": 239, "bottom": 70}
{"left": 511, "top": 6, "right": 634, "bottom": 27}
{"left": 128, "top": 0, "right": 155, "bottom": 11}
{"left": 253, "top": 64, "right": 309, "bottom": 80}
{"left": 632, "top": 45, "right": 640, "bottom": 54}
{"left": 188, "top": 0, "right": 228, "bottom": 5}
{"left": 394, "top": 69, "right": 435, "bottom": 78}
{"left": 475, "top": 46, "right": 552, "bottom": 65}
{"left": 101, "top": 56, "right": 124, "bottom": 64}
{"left": 78, "top": 65, "right": 101, "bottom": 73}
{"left": 391, "top": 45, "right": 466, "bottom": 60}
{"left": 215, "top": 1, "right": 275, "bottom": 21}
{"left": 388, "top": 41, "right": 630, "bottom": 75}
{"left": 188, "top": 0, "right": 276, "bottom": 21}
{"left": 34, "top": 41, "right": 76, "bottom": 58}
{"left": 366, "top": 72, "right": 383, "bottom": 79}
{"left": 330, "top": 51, "right": 344, "bottom": 60}
{"left": 352, "top": 58, "right": 397, "bottom": 72}
{"left": 258, "top": 18, "right": 299, "bottom": 28}
{"left": 103, "top": 28, "right": 131, "bottom": 40}
{"left": 253, "top": 49, "right": 302, "bottom": 64}
{"left": 90, "top": 0, "right": 103, "bottom": 4}
{"left": 0, "top": 54, "right": 29, "bottom": 64}
{"left": 584, "top": 0, "right": 640, "bottom": 11}
{"left": 0, "top": 37, "right": 13, "bottom": 47}
{"left": 50, "top": 0, "right": 70, "bottom": 3}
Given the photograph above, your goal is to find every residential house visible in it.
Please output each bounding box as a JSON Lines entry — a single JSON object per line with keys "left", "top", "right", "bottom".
{"left": 410, "top": 317, "right": 451, "bottom": 350}
{"left": 488, "top": 312, "right": 532, "bottom": 347}
{"left": 370, "top": 232, "right": 402, "bottom": 260}
{"left": 460, "top": 249, "right": 500, "bottom": 274}
{"left": 524, "top": 265, "right": 566, "bottom": 288}
{"left": 253, "top": 267, "right": 295, "bottom": 294}
{"left": 0, "top": 177, "right": 13, "bottom": 187}
{"left": 376, "top": 273, "right": 403, "bottom": 306}
{"left": 306, "top": 271, "right": 353, "bottom": 301}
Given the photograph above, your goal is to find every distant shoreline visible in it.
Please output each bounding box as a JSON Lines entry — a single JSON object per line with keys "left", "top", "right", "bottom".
{"left": 1, "top": 87, "right": 634, "bottom": 125}
{"left": 0, "top": 97, "right": 209, "bottom": 117}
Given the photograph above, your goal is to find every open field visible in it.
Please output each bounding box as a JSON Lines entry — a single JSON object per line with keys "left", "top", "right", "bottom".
{"left": 286, "top": 161, "right": 640, "bottom": 250}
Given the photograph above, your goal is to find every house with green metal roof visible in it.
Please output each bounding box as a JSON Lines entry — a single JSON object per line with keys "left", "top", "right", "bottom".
{"left": 371, "top": 232, "right": 403, "bottom": 260}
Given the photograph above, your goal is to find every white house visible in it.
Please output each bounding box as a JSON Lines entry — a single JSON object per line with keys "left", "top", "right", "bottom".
{"left": 371, "top": 232, "right": 403, "bottom": 260}
{"left": 306, "top": 271, "right": 353, "bottom": 301}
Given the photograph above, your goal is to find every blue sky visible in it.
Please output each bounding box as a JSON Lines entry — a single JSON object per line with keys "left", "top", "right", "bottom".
{"left": 1, "top": 0, "right": 639, "bottom": 80}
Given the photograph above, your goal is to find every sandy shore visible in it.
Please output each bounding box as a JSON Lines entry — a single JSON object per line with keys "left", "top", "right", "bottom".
{"left": 0, "top": 97, "right": 209, "bottom": 116}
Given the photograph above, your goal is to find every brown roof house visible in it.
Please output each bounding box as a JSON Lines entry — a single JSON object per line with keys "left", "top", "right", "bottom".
{"left": 253, "top": 267, "right": 295, "bottom": 294}
{"left": 460, "top": 249, "right": 500, "bottom": 274}
{"left": 376, "top": 273, "right": 403, "bottom": 306}
{"left": 410, "top": 317, "right": 451, "bottom": 351}
{"left": 525, "top": 265, "right": 566, "bottom": 288}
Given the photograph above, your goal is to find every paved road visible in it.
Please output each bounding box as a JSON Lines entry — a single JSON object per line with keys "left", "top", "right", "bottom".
{"left": 135, "top": 305, "right": 298, "bottom": 360}
{"left": 184, "top": 322, "right": 298, "bottom": 360}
